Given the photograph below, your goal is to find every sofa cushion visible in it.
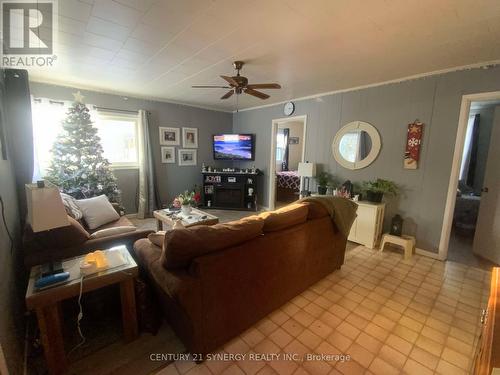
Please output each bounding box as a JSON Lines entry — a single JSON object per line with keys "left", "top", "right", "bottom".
{"left": 89, "top": 226, "right": 136, "bottom": 239}
{"left": 259, "top": 203, "right": 309, "bottom": 232}
{"left": 92, "top": 216, "right": 133, "bottom": 233}
{"left": 75, "top": 195, "right": 120, "bottom": 230}
{"left": 148, "top": 231, "right": 166, "bottom": 247}
{"left": 161, "top": 216, "right": 264, "bottom": 269}
{"left": 25, "top": 215, "right": 90, "bottom": 250}
{"left": 302, "top": 201, "right": 329, "bottom": 220}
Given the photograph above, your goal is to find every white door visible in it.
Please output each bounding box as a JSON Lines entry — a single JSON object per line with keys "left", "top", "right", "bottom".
{"left": 473, "top": 107, "right": 500, "bottom": 263}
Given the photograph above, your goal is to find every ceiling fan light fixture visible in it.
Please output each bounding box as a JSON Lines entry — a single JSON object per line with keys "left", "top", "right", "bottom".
{"left": 192, "top": 61, "right": 281, "bottom": 100}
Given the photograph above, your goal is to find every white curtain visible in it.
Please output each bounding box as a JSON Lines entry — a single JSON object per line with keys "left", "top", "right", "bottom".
{"left": 137, "top": 110, "right": 158, "bottom": 218}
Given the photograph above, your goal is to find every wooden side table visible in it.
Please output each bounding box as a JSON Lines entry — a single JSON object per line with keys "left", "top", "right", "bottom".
{"left": 25, "top": 247, "right": 139, "bottom": 375}
{"left": 379, "top": 233, "right": 416, "bottom": 260}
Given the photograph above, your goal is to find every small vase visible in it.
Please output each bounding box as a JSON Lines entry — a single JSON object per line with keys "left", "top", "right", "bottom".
{"left": 181, "top": 205, "right": 192, "bottom": 215}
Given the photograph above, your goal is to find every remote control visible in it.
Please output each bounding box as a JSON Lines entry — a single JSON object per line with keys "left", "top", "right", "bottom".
{"left": 35, "top": 272, "right": 70, "bottom": 289}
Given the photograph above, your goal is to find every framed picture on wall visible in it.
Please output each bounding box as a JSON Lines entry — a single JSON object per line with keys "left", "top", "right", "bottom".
{"left": 289, "top": 137, "right": 299, "bottom": 145}
{"left": 161, "top": 146, "right": 175, "bottom": 164}
{"left": 178, "top": 149, "right": 197, "bottom": 166}
{"left": 182, "top": 127, "right": 198, "bottom": 148}
{"left": 159, "top": 127, "right": 180, "bottom": 146}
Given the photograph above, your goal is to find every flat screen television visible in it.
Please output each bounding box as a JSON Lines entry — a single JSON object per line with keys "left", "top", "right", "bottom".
{"left": 213, "top": 134, "right": 255, "bottom": 160}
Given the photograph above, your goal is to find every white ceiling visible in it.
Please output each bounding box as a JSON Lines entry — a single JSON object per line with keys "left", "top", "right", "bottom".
{"left": 27, "top": 0, "right": 500, "bottom": 111}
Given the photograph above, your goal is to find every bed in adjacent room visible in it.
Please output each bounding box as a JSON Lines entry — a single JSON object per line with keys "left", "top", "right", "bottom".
{"left": 276, "top": 170, "right": 300, "bottom": 203}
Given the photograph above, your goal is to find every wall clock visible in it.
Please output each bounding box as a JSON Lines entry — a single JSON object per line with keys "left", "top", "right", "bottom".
{"left": 284, "top": 101, "right": 295, "bottom": 116}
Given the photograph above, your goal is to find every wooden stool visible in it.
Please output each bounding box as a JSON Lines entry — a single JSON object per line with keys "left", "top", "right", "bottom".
{"left": 379, "top": 233, "right": 416, "bottom": 260}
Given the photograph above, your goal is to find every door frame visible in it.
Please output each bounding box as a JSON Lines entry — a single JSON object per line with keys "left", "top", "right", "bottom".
{"left": 438, "top": 91, "right": 500, "bottom": 260}
{"left": 268, "top": 115, "right": 307, "bottom": 210}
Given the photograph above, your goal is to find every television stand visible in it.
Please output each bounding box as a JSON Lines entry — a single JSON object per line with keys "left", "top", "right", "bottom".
{"left": 202, "top": 171, "right": 260, "bottom": 211}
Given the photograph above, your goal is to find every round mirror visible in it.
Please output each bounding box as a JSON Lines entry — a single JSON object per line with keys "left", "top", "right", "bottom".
{"left": 332, "top": 121, "right": 381, "bottom": 170}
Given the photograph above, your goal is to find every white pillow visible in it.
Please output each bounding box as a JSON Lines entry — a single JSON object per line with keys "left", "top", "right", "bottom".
{"left": 148, "top": 231, "right": 166, "bottom": 247}
{"left": 76, "top": 195, "right": 120, "bottom": 230}
{"left": 89, "top": 226, "right": 136, "bottom": 239}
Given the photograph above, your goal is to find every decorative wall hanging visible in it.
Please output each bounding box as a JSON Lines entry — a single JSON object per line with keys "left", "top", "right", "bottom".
{"left": 178, "top": 149, "right": 197, "bottom": 166}
{"left": 159, "top": 127, "right": 180, "bottom": 146}
{"left": 182, "top": 127, "right": 198, "bottom": 148}
{"left": 161, "top": 146, "right": 175, "bottom": 164}
{"left": 404, "top": 120, "right": 424, "bottom": 169}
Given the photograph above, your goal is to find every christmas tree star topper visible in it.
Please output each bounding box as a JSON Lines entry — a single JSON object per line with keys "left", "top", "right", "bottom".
{"left": 72, "top": 90, "right": 85, "bottom": 103}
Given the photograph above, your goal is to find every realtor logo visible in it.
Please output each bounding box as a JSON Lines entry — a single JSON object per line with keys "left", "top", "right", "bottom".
{"left": 1, "top": 0, "right": 57, "bottom": 67}
{"left": 2, "top": 1, "right": 53, "bottom": 54}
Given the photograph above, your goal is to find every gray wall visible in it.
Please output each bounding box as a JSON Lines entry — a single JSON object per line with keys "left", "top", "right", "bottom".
{"left": 0, "top": 71, "right": 25, "bottom": 374}
{"left": 29, "top": 82, "right": 233, "bottom": 212}
{"left": 233, "top": 65, "right": 500, "bottom": 252}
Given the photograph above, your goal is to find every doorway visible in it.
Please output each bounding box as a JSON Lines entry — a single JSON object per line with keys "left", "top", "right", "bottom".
{"left": 269, "top": 115, "right": 307, "bottom": 210}
{"left": 440, "top": 92, "right": 500, "bottom": 266}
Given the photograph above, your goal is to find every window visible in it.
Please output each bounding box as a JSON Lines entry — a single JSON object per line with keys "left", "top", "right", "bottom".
{"left": 31, "top": 98, "right": 140, "bottom": 180}
{"left": 32, "top": 99, "right": 67, "bottom": 180}
{"left": 95, "top": 113, "right": 139, "bottom": 168}
{"left": 276, "top": 131, "right": 287, "bottom": 161}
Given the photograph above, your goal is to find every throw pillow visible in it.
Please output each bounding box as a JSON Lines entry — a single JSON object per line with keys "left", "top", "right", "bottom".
{"left": 148, "top": 231, "right": 166, "bottom": 247}
{"left": 60, "top": 192, "right": 83, "bottom": 220}
{"left": 89, "top": 226, "right": 136, "bottom": 239}
{"left": 75, "top": 195, "right": 120, "bottom": 230}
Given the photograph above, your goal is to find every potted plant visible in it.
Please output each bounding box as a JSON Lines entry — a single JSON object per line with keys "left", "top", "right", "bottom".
{"left": 315, "top": 171, "right": 331, "bottom": 195}
{"left": 174, "top": 190, "right": 200, "bottom": 215}
{"left": 362, "top": 178, "right": 399, "bottom": 203}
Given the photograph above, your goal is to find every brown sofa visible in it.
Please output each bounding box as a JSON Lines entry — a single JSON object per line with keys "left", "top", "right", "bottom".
{"left": 133, "top": 201, "right": 351, "bottom": 356}
{"left": 24, "top": 214, "right": 153, "bottom": 267}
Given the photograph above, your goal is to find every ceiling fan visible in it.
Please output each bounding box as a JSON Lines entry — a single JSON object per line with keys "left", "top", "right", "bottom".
{"left": 192, "top": 61, "right": 281, "bottom": 100}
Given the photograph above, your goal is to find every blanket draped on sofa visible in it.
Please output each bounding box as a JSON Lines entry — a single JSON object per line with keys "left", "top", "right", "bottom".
{"left": 298, "top": 196, "right": 357, "bottom": 237}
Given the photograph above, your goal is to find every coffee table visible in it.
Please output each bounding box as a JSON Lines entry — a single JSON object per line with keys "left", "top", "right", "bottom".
{"left": 153, "top": 207, "right": 219, "bottom": 230}
{"left": 25, "top": 246, "right": 138, "bottom": 375}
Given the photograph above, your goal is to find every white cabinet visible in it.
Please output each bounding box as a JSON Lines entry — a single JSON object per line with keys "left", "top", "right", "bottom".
{"left": 348, "top": 201, "right": 385, "bottom": 249}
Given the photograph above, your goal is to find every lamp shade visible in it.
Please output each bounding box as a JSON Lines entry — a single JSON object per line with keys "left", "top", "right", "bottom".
{"left": 298, "top": 162, "right": 316, "bottom": 177}
{"left": 26, "top": 182, "right": 69, "bottom": 232}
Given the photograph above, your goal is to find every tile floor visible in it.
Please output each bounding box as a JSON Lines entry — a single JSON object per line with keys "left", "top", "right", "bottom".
{"left": 156, "top": 245, "right": 491, "bottom": 375}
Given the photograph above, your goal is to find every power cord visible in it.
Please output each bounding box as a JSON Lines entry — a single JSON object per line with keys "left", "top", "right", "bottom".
{"left": 0, "top": 195, "right": 14, "bottom": 254}
{"left": 68, "top": 276, "right": 86, "bottom": 356}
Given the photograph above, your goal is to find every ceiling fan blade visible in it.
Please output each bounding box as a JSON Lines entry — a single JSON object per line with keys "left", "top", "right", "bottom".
{"left": 192, "top": 85, "right": 231, "bottom": 88}
{"left": 220, "top": 75, "right": 239, "bottom": 87}
{"left": 244, "top": 88, "right": 270, "bottom": 100}
{"left": 221, "top": 90, "right": 234, "bottom": 100}
{"left": 246, "top": 83, "right": 281, "bottom": 89}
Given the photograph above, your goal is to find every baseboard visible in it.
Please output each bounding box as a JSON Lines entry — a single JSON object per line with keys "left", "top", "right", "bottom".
{"left": 125, "top": 213, "right": 138, "bottom": 219}
{"left": 415, "top": 247, "right": 445, "bottom": 261}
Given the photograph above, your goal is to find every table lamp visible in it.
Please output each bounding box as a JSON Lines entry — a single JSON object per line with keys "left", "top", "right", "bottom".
{"left": 298, "top": 162, "right": 316, "bottom": 197}
{"left": 26, "top": 181, "right": 69, "bottom": 232}
{"left": 26, "top": 181, "right": 70, "bottom": 274}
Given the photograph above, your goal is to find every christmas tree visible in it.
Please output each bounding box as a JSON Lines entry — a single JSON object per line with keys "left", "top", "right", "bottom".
{"left": 45, "top": 92, "right": 121, "bottom": 203}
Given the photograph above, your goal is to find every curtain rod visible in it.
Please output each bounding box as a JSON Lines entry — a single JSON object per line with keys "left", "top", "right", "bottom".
{"left": 93, "top": 106, "right": 139, "bottom": 114}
